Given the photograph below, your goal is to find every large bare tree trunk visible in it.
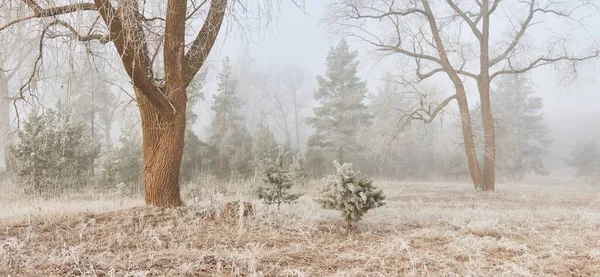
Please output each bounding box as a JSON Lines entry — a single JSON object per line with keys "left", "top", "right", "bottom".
{"left": 454, "top": 85, "right": 484, "bottom": 188}
{"left": 478, "top": 0, "right": 495, "bottom": 191}
{"left": 135, "top": 87, "right": 186, "bottom": 207}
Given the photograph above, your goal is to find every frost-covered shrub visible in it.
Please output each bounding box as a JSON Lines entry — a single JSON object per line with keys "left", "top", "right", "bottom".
{"left": 315, "top": 161, "right": 385, "bottom": 227}
{"left": 256, "top": 148, "right": 302, "bottom": 210}
{"left": 11, "top": 105, "right": 99, "bottom": 194}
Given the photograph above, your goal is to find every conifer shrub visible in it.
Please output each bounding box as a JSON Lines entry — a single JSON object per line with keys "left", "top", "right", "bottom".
{"left": 11, "top": 105, "right": 99, "bottom": 195}
{"left": 256, "top": 147, "right": 302, "bottom": 210}
{"left": 315, "top": 161, "right": 385, "bottom": 227}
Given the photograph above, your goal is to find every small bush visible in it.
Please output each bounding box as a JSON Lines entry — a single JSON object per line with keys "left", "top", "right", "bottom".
{"left": 315, "top": 161, "right": 385, "bottom": 228}
{"left": 256, "top": 148, "right": 302, "bottom": 210}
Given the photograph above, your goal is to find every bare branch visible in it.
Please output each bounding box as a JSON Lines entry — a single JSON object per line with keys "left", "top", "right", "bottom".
{"left": 401, "top": 93, "right": 457, "bottom": 124}
{"left": 488, "top": 0, "right": 501, "bottom": 14}
{"left": 184, "top": 0, "right": 227, "bottom": 87}
{"left": 446, "top": 0, "right": 482, "bottom": 40}
{"left": 94, "top": 0, "right": 174, "bottom": 114}
{"left": 46, "top": 20, "right": 110, "bottom": 43}
{"left": 163, "top": 0, "right": 187, "bottom": 100}
{"left": 0, "top": 2, "right": 97, "bottom": 32}
{"left": 489, "top": 0, "right": 535, "bottom": 67}
{"left": 491, "top": 51, "right": 600, "bottom": 79}
{"left": 187, "top": 0, "right": 209, "bottom": 20}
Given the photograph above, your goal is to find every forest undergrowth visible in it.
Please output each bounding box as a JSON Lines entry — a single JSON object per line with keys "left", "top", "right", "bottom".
{"left": 1, "top": 180, "right": 599, "bottom": 276}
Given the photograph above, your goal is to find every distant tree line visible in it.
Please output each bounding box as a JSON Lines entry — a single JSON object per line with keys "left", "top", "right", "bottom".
{"left": 9, "top": 39, "right": 600, "bottom": 197}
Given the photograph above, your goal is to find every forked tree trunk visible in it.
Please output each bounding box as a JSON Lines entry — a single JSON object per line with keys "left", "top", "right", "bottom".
{"left": 134, "top": 87, "right": 186, "bottom": 207}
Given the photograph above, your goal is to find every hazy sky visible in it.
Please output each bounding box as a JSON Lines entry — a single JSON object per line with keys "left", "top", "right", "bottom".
{"left": 203, "top": 0, "right": 600, "bottom": 114}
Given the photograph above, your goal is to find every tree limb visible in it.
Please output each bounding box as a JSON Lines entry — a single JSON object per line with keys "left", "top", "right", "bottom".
{"left": 489, "top": 0, "right": 535, "bottom": 67}
{"left": 447, "top": 0, "right": 482, "bottom": 40}
{"left": 0, "top": 2, "right": 97, "bottom": 32}
{"left": 490, "top": 51, "right": 600, "bottom": 79}
{"left": 184, "top": 0, "right": 227, "bottom": 87}
{"left": 402, "top": 93, "right": 457, "bottom": 124}
{"left": 94, "top": 0, "right": 174, "bottom": 114}
{"left": 46, "top": 19, "right": 110, "bottom": 43}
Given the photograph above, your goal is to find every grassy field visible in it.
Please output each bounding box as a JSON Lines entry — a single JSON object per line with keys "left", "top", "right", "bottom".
{"left": 1, "top": 180, "right": 599, "bottom": 276}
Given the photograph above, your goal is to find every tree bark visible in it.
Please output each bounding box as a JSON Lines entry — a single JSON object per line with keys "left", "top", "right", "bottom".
{"left": 135, "top": 87, "right": 186, "bottom": 207}
{"left": 454, "top": 85, "right": 484, "bottom": 188}
{"left": 478, "top": 81, "right": 495, "bottom": 191}
{"left": 478, "top": 0, "right": 495, "bottom": 191}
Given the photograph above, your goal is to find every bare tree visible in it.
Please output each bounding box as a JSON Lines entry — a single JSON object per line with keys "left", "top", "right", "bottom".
{"left": 265, "top": 65, "right": 310, "bottom": 152}
{"left": 329, "top": 0, "right": 599, "bottom": 190}
{"left": 0, "top": 9, "right": 37, "bottom": 173}
{"left": 0, "top": 0, "right": 230, "bottom": 207}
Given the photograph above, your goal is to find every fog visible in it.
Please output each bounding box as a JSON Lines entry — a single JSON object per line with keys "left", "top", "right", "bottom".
{"left": 1, "top": 0, "right": 600, "bottom": 191}
{"left": 203, "top": 1, "right": 600, "bottom": 181}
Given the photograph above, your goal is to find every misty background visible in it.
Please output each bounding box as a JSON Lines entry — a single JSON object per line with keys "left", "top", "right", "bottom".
{"left": 190, "top": 1, "right": 600, "bottom": 181}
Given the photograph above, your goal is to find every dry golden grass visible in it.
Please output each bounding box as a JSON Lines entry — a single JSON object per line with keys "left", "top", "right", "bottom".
{"left": 1, "top": 180, "right": 600, "bottom": 276}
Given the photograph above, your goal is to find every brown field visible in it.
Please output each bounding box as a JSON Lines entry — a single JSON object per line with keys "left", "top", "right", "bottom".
{"left": 1, "top": 180, "right": 599, "bottom": 276}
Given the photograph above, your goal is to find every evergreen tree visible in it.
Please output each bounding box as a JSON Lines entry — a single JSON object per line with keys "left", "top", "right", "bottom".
{"left": 251, "top": 115, "right": 279, "bottom": 176}
{"left": 209, "top": 57, "right": 252, "bottom": 178}
{"left": 306, "top": 40, "right": 370, "bottom": 169}
{"left": 11, "top": 103, "right": 100, "bottom": 194}
{"left": 100, "top": 120, "right": 143, "bottom": 195}
{"left": 181, "top": 71, "right": 214, "bottom": 182}
{"left": 315, "top": 161, "right": 385, "bottom": 228}
{"left": 288, "top": 152, "right": 308, "bottom": 186}
{"left": 69, "top": 50, "right": 119, "bottom": 148}
{"left": 474, "top": 74, "right": 551, "bottom": 181}
{"left": 257, "top": 147, "right": 302, "bottom": 210}
{"left": 565, "top": 138, "right": 600, "bottom": 183}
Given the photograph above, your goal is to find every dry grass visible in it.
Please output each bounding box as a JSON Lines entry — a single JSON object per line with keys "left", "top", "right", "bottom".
{"left": 1, "top": 180, "right": 600, "bottom": 276}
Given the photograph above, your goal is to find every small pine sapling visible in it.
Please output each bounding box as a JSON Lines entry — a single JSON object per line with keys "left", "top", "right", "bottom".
{"left": 288, "top": 152, "right": 308, "bottom": 186}
{"left": 315, "top": 161, "right": 385, "bottom": 228}
{"left": 257, "top": 148, "right": 302, "bottom": 210}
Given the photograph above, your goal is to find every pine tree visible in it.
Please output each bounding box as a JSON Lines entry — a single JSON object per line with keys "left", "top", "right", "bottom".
{"left": 288, "top": 152, "right": 308, "bottom": 186}
{"left": 181, "top": 71, "right": 212, "bottom": 183}
{"left": 306, "top": 40, "right": 370, "bottom": 169}
{"left": 257, "top": 147, "right": 302, "bottom": 210}
{"left": 11, "top": 103, "right": 100, "bottom": 194}
{"left": 315, "top": 161, "right": 385, "bottom": 228}
{"left": 474, "top": 74, "right": 551, "bottom": 181}
{"left": 210, "top": 57, "right": 252, "bottom": 178}
{"left": 565, "top": 138, "right": 600, "bottom": 183}
{"left": 251, "top": 115, "right": 279, "bottom": 176}
{"left": 99, "top": 118, "right": 143, "bottom": 195}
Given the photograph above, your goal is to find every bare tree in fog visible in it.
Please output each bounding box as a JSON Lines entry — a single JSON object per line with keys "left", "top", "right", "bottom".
{"left": 473, "top": 74, "right": 551, "bottom": 181}
{"left": 0, "top": 0, "right": 307, "bottom": 206}
{"left": 0, "top": 8, "right": 38, "bottom": 173}
{"left": 265, "top": 65, "right": 310, "bottom": 152}
{"left": 0, "top": 0, "right": 229, "bottom": 207}
{"left": 329, "top": 0, "right": 599, "bottom": 190}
